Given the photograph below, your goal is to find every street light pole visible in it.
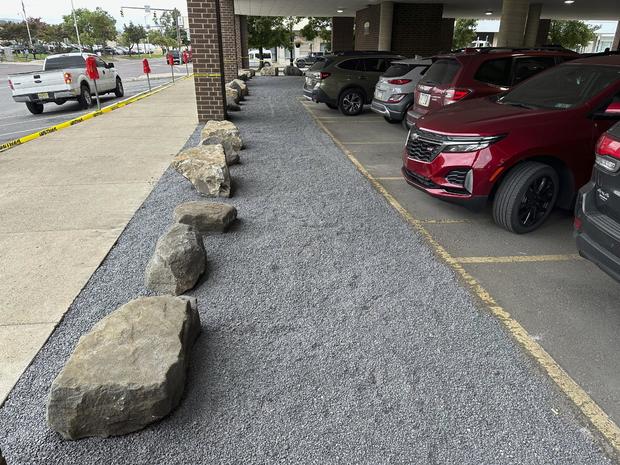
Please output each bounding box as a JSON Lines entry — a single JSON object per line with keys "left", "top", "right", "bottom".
{"left": 20, "top": 1, "right": 33, "bottom": 48}
{"left": 70, "top": 0, "right": 82, "bottom": 49}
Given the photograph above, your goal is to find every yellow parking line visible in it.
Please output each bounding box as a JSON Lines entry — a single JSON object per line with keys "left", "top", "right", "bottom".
{"left": 456, "top": 254, "right": 582, "bottom": 264}
{"left": 346, "top": 141, "right": 405, "bottom": 145}
{"left": 376, "top": 176, "right": 403, "bottom": 180}
{"left": 419, "top": 219, "right": 470, "bottom": 224}
{"left": 305, "top": 104, "right": 620, "bottom": 454}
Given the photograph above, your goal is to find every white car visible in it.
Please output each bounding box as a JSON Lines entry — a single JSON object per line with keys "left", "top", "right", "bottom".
{"left": 8, "top": 53, "right": 124, "bottom": 114}
{"left": 249, "top": 49, "right": 272, "bottom": 68}
{"left": 370, "top": 58, "right": 432, "bottom": 124}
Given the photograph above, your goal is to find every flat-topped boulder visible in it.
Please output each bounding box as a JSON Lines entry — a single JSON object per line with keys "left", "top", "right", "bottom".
{"left": 230, "top": 79, "right": 248, "bottom": 97}
{"left": 145, "top": 223, "right": 206, "bottom": 295}
{"left": 200, "top": 120, "right": 242, "bottom": 165}
{"left": 174, "top": 202, "right": 237, "bottom": 234}
{"left": 259, "top": 66, "right": 278, "bottom": 76}
{"left": 284, "top": 65, "right": 303, "bottom": 76}
{"left": 225, "top": 86, "right": 240, "bottom": 104}
{"left": 47, "top": 296, "right": 201, "bottom": 440}
{"left": 172, "top": 145, "right": 231, "bottom": 197}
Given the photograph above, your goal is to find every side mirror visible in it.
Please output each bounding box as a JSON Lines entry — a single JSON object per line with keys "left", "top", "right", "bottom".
{"left": 106, "top": 62, "right": 114, "bottom": 69}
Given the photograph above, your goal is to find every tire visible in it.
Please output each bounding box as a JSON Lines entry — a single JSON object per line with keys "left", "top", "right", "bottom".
{"left": 25, "top": 101, "right": 44, "bottom": 114}
{"left": 54, "top": 99, "right": 66, "bottom": 105}
{"left": 296, "top": 60, "right": 305, "bottom": 68}
{"left": 114, "top": 77, "right": 124, "bottom": 98}
{"left": 492, "top": 162, "right": 559, "bottom": 234}
{"left": 325, "top": 103, "right": 338, "bottom": 110}
{"left": 77, "top": 84, "right": 92, "bottom": 109}
{"left": 338, "top": 88, "right": 365, "bottom": 116}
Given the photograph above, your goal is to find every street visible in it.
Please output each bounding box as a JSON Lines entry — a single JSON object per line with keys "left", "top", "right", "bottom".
{"left": 0, "top": 57, "right": 193, "bottom": 145}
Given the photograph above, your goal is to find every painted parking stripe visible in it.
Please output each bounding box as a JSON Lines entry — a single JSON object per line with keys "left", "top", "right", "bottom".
{"left": 304, "top": 104, "right": 620, "bottom": 454}
{"left": 455, "top": 254, "right": 583, "bottom": 264}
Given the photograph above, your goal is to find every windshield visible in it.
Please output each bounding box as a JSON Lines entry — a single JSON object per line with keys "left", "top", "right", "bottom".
{"left": 45, "top": 56, "right": 86, "bottom": 71}
{"left": 499, "top": 64, "right": 620, "bottom": 110}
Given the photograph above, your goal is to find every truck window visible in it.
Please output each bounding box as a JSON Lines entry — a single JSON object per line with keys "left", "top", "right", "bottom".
{"left": 44, "top": 56, "right": 86, "bottom": 71}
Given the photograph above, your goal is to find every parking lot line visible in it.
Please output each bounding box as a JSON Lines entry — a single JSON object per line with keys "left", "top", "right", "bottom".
{"left": 305, "top": 106, "right": 620, "bottom": 454}
{"left": 455, "top": 254, "right": 582, "bottom": 264}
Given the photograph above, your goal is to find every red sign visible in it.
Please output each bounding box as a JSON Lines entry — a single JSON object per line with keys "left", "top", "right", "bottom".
{"left": 142, "top": 58, "right": 151, "bottom": 74}
{"left": 166, "top": 52, "right": 174, "bottom": 66}
{"left": 182, "top": 50, "right": 189, "bottom": 64}
{"left": 85, "top": 56, "right": 99, "bottom": 80}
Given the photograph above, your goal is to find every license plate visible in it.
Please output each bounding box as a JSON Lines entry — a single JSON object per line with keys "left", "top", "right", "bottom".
{"left": 37, "top": 92, "right": 49, "bottom": 100}
{"left": 418, "top": 92, "right": 431, "bottom": 107}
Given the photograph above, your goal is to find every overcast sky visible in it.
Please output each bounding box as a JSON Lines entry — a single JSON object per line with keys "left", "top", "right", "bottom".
{"left": 1, "top": 0, "right": 189, "bottom": 29}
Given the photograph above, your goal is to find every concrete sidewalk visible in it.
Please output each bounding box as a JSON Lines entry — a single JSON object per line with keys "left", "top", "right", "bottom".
{"left": 0, "top": 78, "right": 197, "bottom": 403}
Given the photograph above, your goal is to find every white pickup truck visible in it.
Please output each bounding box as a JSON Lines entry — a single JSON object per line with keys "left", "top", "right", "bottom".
{"left": 8, "top": 52, "right": 124, "bottom": 114}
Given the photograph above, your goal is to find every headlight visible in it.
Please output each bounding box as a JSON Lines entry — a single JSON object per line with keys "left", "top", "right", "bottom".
{"left": 441, "top": 135, "right": 504, "bottom": 153}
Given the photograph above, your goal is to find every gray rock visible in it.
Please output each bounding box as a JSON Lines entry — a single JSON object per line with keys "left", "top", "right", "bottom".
{"left": 225, "top": 86, "right": 241, "bottom": 103}
{"left": 172, "top": 145, "right": 231, "bottom": 197}
{"left": 230, "top": 79, "right": 248, "bottom": 97}
{"left": 284, "top": 65, "right": 303, "bottom": 76}
{"left": 201, "top": 120, "right": 242, "bottom": 165}
{"left": 226, "top": 97, "right": 241, "bottom": 112}
{"left": 174, "top": 202, "right": 237, "bottom": 234}
{"left": 145, "top": 223, "right": 206, "bottom": 295}
{"left": 46, "top": 296, "right": 201, "bottom": 440}
{"left": 0, "top": 449, "right": 6, "bottom": 465}
{"left": 259, "top": 66, "right": 278, "bottom": 76}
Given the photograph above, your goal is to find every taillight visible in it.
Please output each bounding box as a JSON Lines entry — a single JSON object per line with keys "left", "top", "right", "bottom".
{"left": 595, "top": 132, "right": 620, "bottom": 172}
{"left": 388, "top": 79, "right": 412, "bottom": 85}
{"left": 443, "top": 87, "right": 471, "bottom": 105}
{"left": 64, "top": 72, "right": 72, "bottom": 84}
{"left": 319, "top": 72, "right": 331, "bottom": 80}
{"left": 8, "top": 79, "right": 14, "bottom": 90}
{"left": 573, "top": 216, "right": 582, "bottom": 231}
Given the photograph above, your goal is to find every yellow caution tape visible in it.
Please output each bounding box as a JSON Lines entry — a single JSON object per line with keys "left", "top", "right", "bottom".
{"left": 0, "top": 74, "right": 192, "bottom": 153}
{"left": 193, "top": 73, "right": 223, "bottom": 78}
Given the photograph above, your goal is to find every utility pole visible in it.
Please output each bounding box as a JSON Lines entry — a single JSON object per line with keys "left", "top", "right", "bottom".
{"left": 121, "top": 5, "right": 184, "bottom": 52}
{"left": 20, "top": 1, "right": 33, "bottom": 48}
{"left": 70, "top": 0, "right": 82, "bottom": 49}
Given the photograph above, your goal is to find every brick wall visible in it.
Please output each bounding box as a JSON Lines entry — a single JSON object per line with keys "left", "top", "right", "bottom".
{"left": 440, "top": 18, "right": 455, "bottom": 53}
{"left": 235, "top": 15, "right": 242, "bottom": 69}
{"left": 219, "top": 0, "right": 237, "bottom": 82}
{"left": 239, "top": 15, "right": 249, "bottom": 68}
{"left": 391, "top": 3, "right": 445, "bottom": 57}
{"left": 332, "top": 17, "right": 354, "bottom": 52}
{"left": 536, "top": 19, "right": 551, "bottom": 46}
{"left": 187, "top": 0, "right": 226, "bottom": 121}
{"left": 354, "top": 5, "right": 381, "bottom": 51}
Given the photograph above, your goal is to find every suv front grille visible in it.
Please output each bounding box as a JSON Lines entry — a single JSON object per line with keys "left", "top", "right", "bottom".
{"left": 406, "top": 128, "right": 446, "bottom": 162}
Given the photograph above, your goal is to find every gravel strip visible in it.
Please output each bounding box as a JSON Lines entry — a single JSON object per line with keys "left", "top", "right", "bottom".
{"left": 0, "top": 77, "right": 612, "bottom": 465}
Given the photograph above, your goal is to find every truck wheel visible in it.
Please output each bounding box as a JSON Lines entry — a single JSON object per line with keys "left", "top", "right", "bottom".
{"left": 54, "top": 99, "right": 67, "bottom": 105}
{"left": 77, "top": 84, "right": 92, "bottom": 109}
{"left": 25, "top": 102, "right": 44, "bottom": 114}
{"left": 114, "top": 78, "right": 124, "bottom": 98}
{"left": 339, "top": 88, "right": 365, "bottom": 116}
{"left": 492, "top": 162, "right": 559, "bottom": 234}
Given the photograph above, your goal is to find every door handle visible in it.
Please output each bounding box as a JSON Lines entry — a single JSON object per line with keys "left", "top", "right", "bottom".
{"left": 358, "top": 76, "right": 368, "bottom": 80}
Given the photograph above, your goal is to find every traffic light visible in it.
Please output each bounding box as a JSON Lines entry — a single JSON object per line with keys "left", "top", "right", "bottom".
{"left": 120, "top": 8, "right": 124, "bottom": 16}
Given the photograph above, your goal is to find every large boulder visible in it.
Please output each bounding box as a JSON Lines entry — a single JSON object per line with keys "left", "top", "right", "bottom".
{"left": 145, "top": 223, "right": 206, "bottom": 295}
{"left": 200, "top": 120, "right": 242, "bottom": 165}
{"left": 172, "top": 145, "right": 231, "bottom": 197}
{"left": 230, "top": 79, "right": 248, "bottom": 97}
{"left": 239, "top": 68, "right": 255, "bottom": 78}
{"left": 259, "top": 66, "right": 279, "bottom": 76}
{"left": 226, "top": 97, "right": 241, "bottom": 112}
{"left": 47, "top": 296, "right": 201, "bottom": 440}
{"left": 284, "top": 65, "right": 303, "bottom": 76}
{"left": 174, "top": 202, "right": 237, "bottom": 234}
{"left": 225, "top": 86, "right": 241, "bottom": 104}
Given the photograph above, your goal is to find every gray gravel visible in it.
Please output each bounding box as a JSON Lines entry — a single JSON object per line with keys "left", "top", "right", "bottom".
{"left": 0, "top": 77, "right": 613, "bottom": 465}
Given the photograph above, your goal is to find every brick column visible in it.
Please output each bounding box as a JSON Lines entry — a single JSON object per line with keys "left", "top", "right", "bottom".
{"left": 391, "top": 3, "right": 445, "bottom": 57}
{"left": 440, "top": 18, "right": 455, "bottom": 52}
{"left": 523, "top": 3, "right": 542, "bottom": 47}
{"left": 187, "top": 0, "right": 226, "bottom": 121}
{"left": 331, "top": 17, "right": 354, "bottom": 52}
{"left": 219, "top": 0, "right": 237, "bottom": 83}
{"left": 378, "top": 2, "right": 394, "bottom": 51}
{"left": 496, "top": 0, "right": 529, "bottom": 47}
{"left": 239, "top": 15, "right": 249, "bottom": 68}
{"left": 235, "top": 15, "right": 242, "bottom": 69}
{"left": 354, "top": 4, "right": 381, "bottom": 50}
{"left": 613, "top": 21, "right": 620, "bottom": 51}
{"left": 536, "top": 19, "right": 551, "bottom": 46}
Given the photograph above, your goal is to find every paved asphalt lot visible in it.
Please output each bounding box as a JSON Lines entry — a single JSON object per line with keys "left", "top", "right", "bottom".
{"left": 302, "top": 97, "right": 620, "bottom": 430}
{"left": 0, "top": 57, "right": 192, "bottom": 144}
{"left": 0, "top": 78, "right": 613, "bottom": 464}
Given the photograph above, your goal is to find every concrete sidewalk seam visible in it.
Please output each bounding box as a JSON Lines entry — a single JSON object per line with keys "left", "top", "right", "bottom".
{"left": 305, "top": 104, "right": 620, "bottom": 457}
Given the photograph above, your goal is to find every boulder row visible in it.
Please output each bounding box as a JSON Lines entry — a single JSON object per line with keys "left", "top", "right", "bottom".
{"left": 200, "top": 120, "right": 243, "bottom": 165}
{"left": 230, "top": 79, "right": 248, "bottom": 97}
{"left": 226, "top": 86, "right": 241, "bottom": 104}
{"left": 174, "top": 202, "right": 237, "bottom": 234}
{"left": 172, "top": 144, "right": 231, "bottom": 197}
{"left": 145, "top": 223, "right": 206, "bottom": 295}
{"left": 259, "top": 66, "right": 279, "bottom": 76}
{"left": 284, "top": 65, "right": 303, "bottom": 76}
{"left": 47, "top": 296, "right": 201, "bottom": 440}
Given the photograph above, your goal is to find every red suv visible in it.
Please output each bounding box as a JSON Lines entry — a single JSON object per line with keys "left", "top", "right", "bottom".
{"left": 404, "top": 48, "right": 578, "bottom": 129}
{"left": 402, "top": 54, "right": 620, "bottom": 233}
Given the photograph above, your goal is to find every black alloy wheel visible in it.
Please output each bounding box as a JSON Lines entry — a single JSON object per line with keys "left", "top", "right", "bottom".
{"left": 339, "top": 89, "right": 364, "bottom": 116}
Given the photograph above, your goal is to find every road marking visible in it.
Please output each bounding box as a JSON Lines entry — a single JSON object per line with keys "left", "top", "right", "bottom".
{"left": 305, "top": 104, "right": 620, "bottom": 455}
{"left": 455, "top": 254, "right": 583, "bottom": 264}
{"left": 376, "top": 176, "right": 404, "bottom": 180}
{"left": 418, "top": 219, "right": 470, "bottom": 224}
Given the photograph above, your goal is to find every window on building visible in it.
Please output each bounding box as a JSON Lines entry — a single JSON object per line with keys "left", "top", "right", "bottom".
{"left": 363, "top": 21, "right": 370, "bottom": 35}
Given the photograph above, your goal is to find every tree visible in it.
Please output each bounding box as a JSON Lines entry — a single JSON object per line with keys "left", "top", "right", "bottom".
{"left": 299, "top": 17, "right": 331, "bottom": 50}
{"left": 154, "top": 8, "right": 189, "bottom": 47}
{"left": 40, "top": 23, "right": 67, "bottom": 52}
{"left": 0, "top": 18, "right": 47, "bottom": 45}
{"left": 452, "top": 18, "right": 477, "bottom": 49}
{"left": 120, "top": 22, "right": 147, "bottom": 53}
{"left": 147, "top": 29, "right": 175, "bottom": 51}
{"left": 283, "top": 16, "right": 301, "bottom": 65}
{"left": 548, "top": 20, "right": 599, "bottom": 50}
{"left": 61, "top": 8, "right": 116, "bottom": 47}
{"left": 247, "top": 16, "right": 288, "bottom": 68}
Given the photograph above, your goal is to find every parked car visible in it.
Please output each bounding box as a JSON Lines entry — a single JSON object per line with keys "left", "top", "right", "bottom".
{"left": 165, "top": 50, "right": 181, "bottom": 64}
{"left": 249, "top": 49, "right": 272, "bottom": 68}
{"left": 8, "top": 53, "right": 124, "bottom": 114}
{"left": 575, "top": 120, "right": 620, "bottom": 281}
{"left": 371, "top": 58, "right": 432, "bottom": 123}
{"left": 295, "top": 52, "right": 325, "bottom": 68}
{"left": 303, "top": 51, "right": 405, "bottom": 116}
{"left": 402, "top": 54, "right": 620, "bottom": 233}
{"left": 404, "top": 47, "right": 579, "bottom": 129}
{"left": 102, "top": 46, "right": 118, "bottom": 55}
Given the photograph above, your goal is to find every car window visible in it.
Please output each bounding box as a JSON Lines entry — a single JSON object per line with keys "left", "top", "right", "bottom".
{"left": 95, "top": 58, "right": 106, "bottom": 68}
{"left": 309, "top": 57, "right": 331, "bottom": 71}
{"left": 338, "top": 59, "right": 362, "bottom": 71}
{"left": 512, "top": 56, "right": 557, "bottom": 84}
{"left": 44, "top": 55, "right": 86, "bottom": 70}
{"left": 474, "top": 57, "right": 512, "bottom": 87}
{"left": 499, "top": 64, "right": 620, "bottom": 110}
{"left": 421, "top": 59, "right": 460, "bottom": 85}
{"left": 384, "top": 63, "right": 415, "bottom": 77}
{"left": 364, "top": 58, "right": 393, "bottom": 73}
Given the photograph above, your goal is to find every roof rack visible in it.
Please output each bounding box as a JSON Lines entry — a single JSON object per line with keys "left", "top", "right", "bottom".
{"left": 332, "top": 50, "right": 402, "bottom": 56}
{"left": 579, "top": 50, "right": 620, "bottom": 58}
{"left": 449, "top": 45, "right": 570, "bottom": 54}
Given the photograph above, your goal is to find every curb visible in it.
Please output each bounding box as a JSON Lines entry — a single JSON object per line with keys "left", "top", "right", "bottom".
{"left": 0, "top": 75, "right": 192, "bottom": 153}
